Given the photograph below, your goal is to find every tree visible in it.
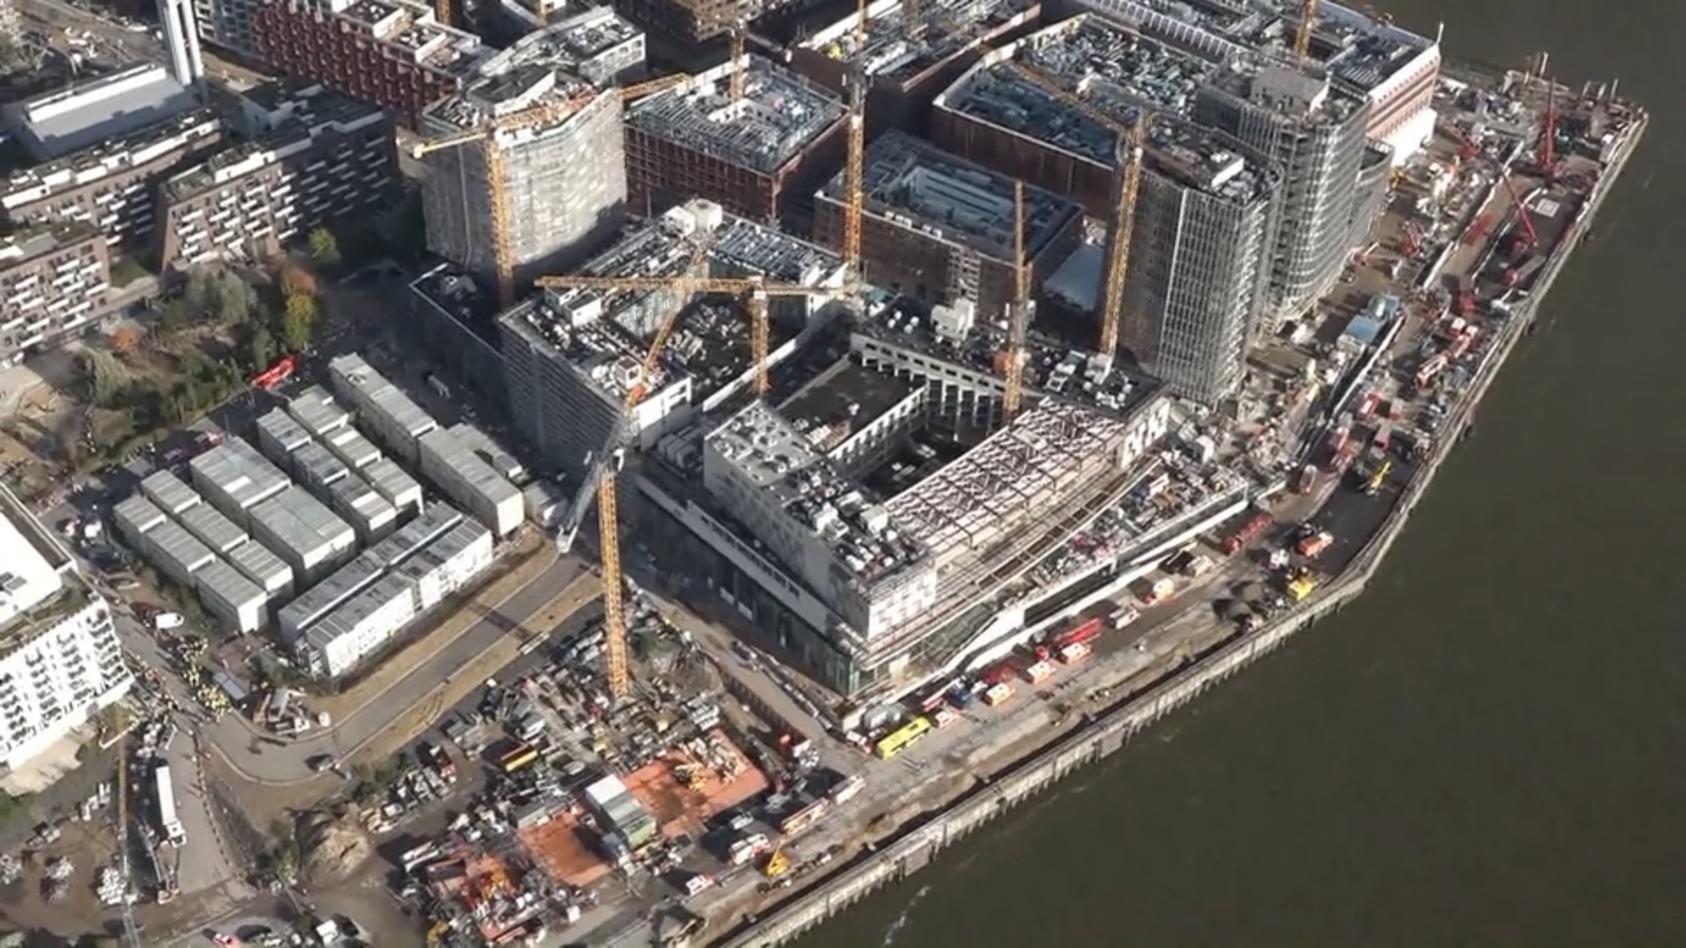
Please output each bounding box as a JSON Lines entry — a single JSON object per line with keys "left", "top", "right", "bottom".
{"left": 110, "top": 326, "right": 141, "bottom": 355}
{"left": 281, "top": 293, "right": 318, "bottom": 352}
{"left": 213, "top": 271, "right": 254, "bottom": 324}
{"left": 184, "top": 269, "right": 217, "bottom": 318}
{"left": 158, "top": 299, "right": 191, "bottom": 337}
{"left": 308, "top": 227, "right": 341, "bottom": 267}
{"left": 78, "top": 349, "right": 128, "bottom": 405}
{"left": 279, "top": 263, "right": 318, "bottom": 298}
{"left": 247, "top": 325, "right": 277, "bottom": 372}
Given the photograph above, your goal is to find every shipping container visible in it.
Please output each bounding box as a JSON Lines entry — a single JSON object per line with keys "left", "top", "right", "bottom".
{"left": 1058, "top": 641, "right": 1091, "bottom": 665}
{"left": 982, "top": 682, "right": 1014, "bottom": 707}
{"left": 1023, "top": 661, "right": 1056, "bottom": 685}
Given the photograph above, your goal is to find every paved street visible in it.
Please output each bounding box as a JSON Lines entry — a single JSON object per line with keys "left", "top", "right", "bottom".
{"left": 197, "top": 555, "right": 583, "bottom": 784}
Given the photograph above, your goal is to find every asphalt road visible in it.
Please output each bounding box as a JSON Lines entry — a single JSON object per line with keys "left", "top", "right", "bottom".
{"left": 199, "top": 555, "right": 583, "bottom": 784}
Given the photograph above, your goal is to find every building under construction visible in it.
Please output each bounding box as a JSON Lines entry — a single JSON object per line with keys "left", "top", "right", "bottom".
{"left": 811, "top": 130, "right": 1082, "bottom": 324}
{"left": 498, "top": 199, "right": 848, "bottom": 482}
{"left": 938, "top": 15, "right": 1363, "bottom": 327}
{"left": 624, "top": 55, "right": 846, "bottom": 227}
{"left": 788, "top": 0, "right": 1041, "bottom": 134}
{"left": 934, "top": 17, "right": 1281, "bottom": 403}
{"left": 1070, "top": 0, "right": 1440, "bottom": 164}
{"left": 419, "top": 11, "right": 643, "bottom": 292}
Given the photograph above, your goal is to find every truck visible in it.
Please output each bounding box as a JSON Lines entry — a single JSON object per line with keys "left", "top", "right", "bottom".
{"left": 728, "top": 834, "right": 772, "bottom": 867}
{"left": 1296, "top": 531, "right": 1334, "bottom": 558}
{"left": 1286, "top": 573, "right": 1318, "bottom": 602}
{"left": 828, "top": 774, "right": 864, "bottom": 805}
{"left": 1048, "top": 617, "right": 1104, "bottom": 651}
{"left": 1108, "top": 605, "right": 1140, "bottom": 630}
{"left": 154, "top": 764, "right": 185, "bottom": 845}
{"left": 1221, "top": 510, "right": 1274, "bottom": 555}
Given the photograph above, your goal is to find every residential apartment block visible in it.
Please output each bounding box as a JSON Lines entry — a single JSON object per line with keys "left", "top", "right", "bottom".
{"left": 253, "top": 0, "right": 489, "bottom": 118}
{"left": 0, "top": 225, "right": 115, "bottom": 365}
{"left": 0, "top": 485, "right": 132, "bottom": 773}
{"left": 157, "top": 82, "right": 394, "bottom": 269}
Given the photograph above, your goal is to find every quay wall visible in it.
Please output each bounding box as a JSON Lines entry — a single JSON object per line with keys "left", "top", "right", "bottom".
{"left": 716, "top": 108, "right": 1648, "bottom": 948}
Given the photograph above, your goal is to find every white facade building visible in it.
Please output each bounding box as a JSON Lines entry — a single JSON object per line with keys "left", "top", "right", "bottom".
{"left": 0, "top": 486, "right": 132, "bottom": 773}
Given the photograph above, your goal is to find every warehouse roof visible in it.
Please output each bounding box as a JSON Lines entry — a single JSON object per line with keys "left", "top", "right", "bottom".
{"left": 191, "top": 438, "right": 290, "bottom": 511}
{"left": 177, "top": 503, "right": 249, "bottom": 553}
{"left": 329, "top": 354, "right": 440, "bottom": 441}
{"left": 226, "top": 538, "right": 294, "bottom": 592}
{"left": 196, "top": 558, "right": 266, "bottom": 609}
{"left": 286, "top": 385, "right": 351, "bottom": 437}
{"left": 249, "top": 486, "right": 354, "bottom": 559}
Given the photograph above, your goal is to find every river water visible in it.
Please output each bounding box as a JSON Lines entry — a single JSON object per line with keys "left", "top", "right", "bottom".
{"left": 793, "top": 1, "right": 1686, "bottom": 944}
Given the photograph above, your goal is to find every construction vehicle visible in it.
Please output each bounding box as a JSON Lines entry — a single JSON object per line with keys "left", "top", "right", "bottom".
{"left": 1001, "top": 61, "right": 1146, "bottom": 357}
{"left": 1364, "top": 456, "right": 1393, "bottom": 495}
{"left": 1286, "top": 570, "right": 1318, "bottom": 602}
{"left": 762, "top": 844, "right": 791, "bottom": 878}
{"left": 411, "top": 74, "right": 686, "bottom": 307}
{"left": 1001, "top": 180, "right": 1030, "bottom": 423}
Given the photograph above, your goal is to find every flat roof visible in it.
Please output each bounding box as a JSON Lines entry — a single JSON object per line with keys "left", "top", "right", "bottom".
{"left": 1, "top": 108, "right": 222, "bottom": 209}
{"left": 197, "top": 558, "right": 266, "bottom": 609}
{"left": 510, "top": 201, "right": 844, "bottom": 406}
{"left": 287, "top": 385, "right": 352, "bottom": 437}
{"left": 14, "top": 63, "right": 195, "bottom": 159}
{"left": 626, "top": 56, "right": 844, "bottom": 174}
{"left": 177, "top": 503, "right": 249, "bottom": 552}
{"left": 779, "top": 359, "right": 916, "bottom": 454}
{"left": 328, "top": 354, "right": 440, "bottom": 440}
{"left": 191, "top": 438, "right": 291, "bottom": 511}
{"left": 0, "top": 491, "right": 70, "bottom": 630}
{"left": 249, "top": 486, "right": 354, "bottom": 558}
{"left": 820, "top": 130, "right": 1080, "bottom": 261}
{"left": 856, "top": 297, "right": 1158, "bottom": 416}
{"left": 945, "top": 20, "right": 1275, "bottom": 201}
{"left": 800, "top": 0, "right": 1036, "bottom": 84}
{"left": 226, "top": 537, "right": 294, "bottom": 591}
{"left": 139, "top": 470, "right": 202, "bottom": 515}
{"left": 707, "top": 402, "right": 927, "bottom": 589}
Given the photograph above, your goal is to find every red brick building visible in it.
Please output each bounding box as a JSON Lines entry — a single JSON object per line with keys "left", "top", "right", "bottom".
{"left": 253, "top": 0, "right": 488, "bottom": 120}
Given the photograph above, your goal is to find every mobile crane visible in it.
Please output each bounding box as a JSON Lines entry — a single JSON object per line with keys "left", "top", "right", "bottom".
{"left": 411, "top": 74, "right": 687, "bottom": 307}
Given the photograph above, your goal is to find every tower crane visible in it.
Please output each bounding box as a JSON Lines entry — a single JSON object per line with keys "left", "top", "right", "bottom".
{"left": 536, "top": 268, "right": 849, "bottom": 700}
{"left": 841, "top": 70, "right": 867, "bottom": 278}
{"left": 411, "top": 74, "right": 687, "bottom": 307}
{"left": 1293, "top": 0, "right": 1319, "bottom": 62}
{"left": 1000, "top": 180, "right": 1030, "bottom": 423}
{"left": 1001, "top": 61, "right": 1148, "bottom": 356}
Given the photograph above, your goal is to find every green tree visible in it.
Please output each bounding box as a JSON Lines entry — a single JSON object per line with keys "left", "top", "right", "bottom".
{"left": 158, "top": 299, "right": 191, "bottom": 337}
{"left": 184, "top": 269, "right": 217, "bottom": 318}
{"left": 308, "top": 227, "right": 341, "bottom": 267}
{"left": 78, "top": 349, "right": 129, "bottom": 406}
{"left": 281, "top": 293, "right": 317, "bottom": 351}
{"left": 213, "top": 271, "right": 254, "bottom": 324}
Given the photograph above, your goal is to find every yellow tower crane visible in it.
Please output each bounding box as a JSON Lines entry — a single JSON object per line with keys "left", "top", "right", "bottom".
{"left": 1294, "top": 0, "right": 1320, "bottom": 62}
{"left": 1000, "top": 179, "right": 1030, "bottom": 423}
{"left": 411, "top": 75, "right": 688, "bottom": 308}
{"left": 535, "top": 268, "right": 848, "bottom": 699}
{"left": 1001, "top": 61, "right": 1148, "bottom": 356}
{"left": 841, "top": 71, "right": 867, "bottom": 278}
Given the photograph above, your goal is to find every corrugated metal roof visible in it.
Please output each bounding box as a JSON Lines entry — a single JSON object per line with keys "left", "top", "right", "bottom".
{"left": 196, "top": 558, "right": 266, "bottom": 610}
{"left": 286, "top": 385, "right": 351, "bottom": 437}
{"left": 328, "top": 353, "right": 440, "bottom": 439}
{"left": 148, "top": 520, "right": 215, "bottom": 576}
{"left": 114, "top": 494, "right": 166, "bottom": 536}
{"left": 256, "top": 408, "right": 313, "bottom": 454}
{"left": 364, "top": 457, "right": 422, "bottom": 508}
{"left": 177, "top": 503, "right": 248, "bottom": 553}
{"left": 139, "top": 470, "right": 201, "bottom": 515}
{"left": 226, "top": 538, "right": 294, "bottom": 592}
{"left": 248, "top": 486, "right": 354, "bottom": 563}
{"left": 190, "top": 438, "right": 290, "bottom": 510}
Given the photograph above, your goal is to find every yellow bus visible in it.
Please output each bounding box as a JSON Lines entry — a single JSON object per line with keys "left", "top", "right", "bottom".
{"left": 874, "top": 717, "right": 932, "bottom": 759}
{"left": 500, "top": 744, "right": 539, "bottom": 773}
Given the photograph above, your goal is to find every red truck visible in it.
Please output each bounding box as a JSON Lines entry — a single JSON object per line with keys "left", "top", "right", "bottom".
{"left": 250, "top": 355, "right": 297, "bottom": 390}
{"left": 1221, "top": 510, "right": 1273, "bottom": 555}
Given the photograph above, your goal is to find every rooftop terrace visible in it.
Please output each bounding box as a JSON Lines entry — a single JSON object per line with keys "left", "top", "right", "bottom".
{"left": 626, "top": 56, "right": 844, "bottom": 174}
{"left": 0, "top": 108, "right": 221, "bottom": 209}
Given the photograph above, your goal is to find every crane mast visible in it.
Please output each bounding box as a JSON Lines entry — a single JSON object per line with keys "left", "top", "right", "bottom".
{"left": 842, "top": 74, "right": 866, "bottom": 276}
{"left": 1099, "top": 118, "right": 1146, "bottom": 356}
{"left": 1001, "top": 180, "right": 1029, "bottom": 422}
{"left": 1294, "top": 0, "right": 1319, "bottom": 62}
